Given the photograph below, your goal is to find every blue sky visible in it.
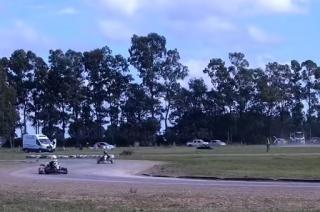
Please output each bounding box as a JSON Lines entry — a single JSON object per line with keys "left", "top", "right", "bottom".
{"left": 0, "top": 0, "right": 319, "bottom": 85}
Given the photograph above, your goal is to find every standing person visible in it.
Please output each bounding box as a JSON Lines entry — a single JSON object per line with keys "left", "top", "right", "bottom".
{"left": 266, "top": 138, "right": 271, "bottom": 152}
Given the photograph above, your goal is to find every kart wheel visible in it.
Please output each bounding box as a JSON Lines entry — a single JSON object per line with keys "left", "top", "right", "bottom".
{"left": 110, "top": 159, "right": 114, "bottom": 164}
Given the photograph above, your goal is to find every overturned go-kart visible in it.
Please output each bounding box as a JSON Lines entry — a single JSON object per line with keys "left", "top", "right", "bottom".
{"left": 97, "top": 154, "right": 115, "bottom": 164}
{"left": 38, "top": 163, "right": 68, "bottom": 174}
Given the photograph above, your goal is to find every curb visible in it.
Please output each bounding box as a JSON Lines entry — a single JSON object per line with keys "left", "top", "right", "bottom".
{"left": 142, "top": 174, "right": 320, "bottom": 183}
{"left": 26, "top": 154, "right": 104, "bottom": 159}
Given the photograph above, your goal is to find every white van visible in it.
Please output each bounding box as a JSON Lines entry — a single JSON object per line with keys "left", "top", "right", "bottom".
{"left": 186, "top": 139, "right": 209, "bottom": 147}
{"left": 22, "top": 134, "right": 56, "bottom": 152}
{"left": 290, "top": 132, "right": 305, "bottom": 144}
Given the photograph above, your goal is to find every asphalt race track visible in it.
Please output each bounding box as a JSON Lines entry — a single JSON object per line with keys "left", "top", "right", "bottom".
{"left": 8, "top": 159, "right": 320, "bottom": 189}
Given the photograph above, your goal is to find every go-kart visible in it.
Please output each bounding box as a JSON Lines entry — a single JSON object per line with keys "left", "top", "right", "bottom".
{"left": 38, "top": 163, "right": 68, "bottom": 174}
{"left": 97, "top": 154, "right": 115, "bottom": 164}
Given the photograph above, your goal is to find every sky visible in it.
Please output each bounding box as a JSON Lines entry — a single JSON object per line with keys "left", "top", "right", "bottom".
{"left": 0, "top": 0, "right": 320, "bottom": 85}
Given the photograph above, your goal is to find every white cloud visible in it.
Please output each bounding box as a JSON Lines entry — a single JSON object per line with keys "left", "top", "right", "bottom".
{"left": 254, "top": 54, "right": 276, "bottom": 67}
{"left": 91, "top": 0, "right": 308, "bottom": 48}
{"left": 168, "top": 15, "right": 237, "bottom": 42}
{"left": 10, "top": 21, "right": 51, "bottom": 45}
{"left": 0, "top": 21, "right": 53, "bottom": 56}
{"left": 199, "top": 16, "right": 237, "bottom": 32}
{"left": 98, "top": 0, "right": 142, "bottom": 15}
{"left": 257, "top": 0, "right": 308, "bottom": 13}
{"left": 247, "top": 26, "right": 282, "bottom": 44}
{"left": 91, "top": 0, "right": 310, "bottom": 47}
{"left": 255, "top": 54, "right": 293, "bottom": 68}
{"left": 15, "top": 21, "right": 39, "bottom": 42}
{"left": 181, "top": 59, "right": 212, "bottom": 88}
{"left": 58, "top": 7, "right": 78, "bottom": 15}
{"left": 99, "top": 20, "right": 133, "bottom": 41}
{"left": 96, "top": 0, "right": 310, "bottom": 17}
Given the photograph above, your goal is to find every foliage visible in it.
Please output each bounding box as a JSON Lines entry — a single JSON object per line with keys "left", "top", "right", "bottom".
{"left": 1, "top": 33, "right": 320, "bottom": 146}
{"left": 0, "top": 63, "right": 16, "bottom": 144}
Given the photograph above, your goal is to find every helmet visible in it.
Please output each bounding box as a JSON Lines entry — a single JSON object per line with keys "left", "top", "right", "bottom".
{"left": 51, "top": 155, "right": 57, "bottom": 160}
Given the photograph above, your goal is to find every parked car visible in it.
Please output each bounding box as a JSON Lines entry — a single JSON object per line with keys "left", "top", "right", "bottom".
{"left": 186, "top": 139, "right": 209, "bottom": 147}
{"left": 290, "top": 131, "right": 305, "bottom": 144}
{"left": 92, "top": 142, "right": 115, "bottom": 150}
{"left": 209, "top": 140, "right": 226, "bottom": 146}
{"left": 310, "top": 137, "right": 320, "bottom": 144}
{"left": 197, "top": 144, "right": 212, "bottom": 149}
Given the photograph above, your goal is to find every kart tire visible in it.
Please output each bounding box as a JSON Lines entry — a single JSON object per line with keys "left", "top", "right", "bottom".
{"left": 59, "top": 168, "right": 68, "bottom": 174}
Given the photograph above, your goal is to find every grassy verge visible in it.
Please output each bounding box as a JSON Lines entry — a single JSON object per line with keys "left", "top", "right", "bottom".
{"left": 0, "top": 189, "right": 316, "bottom": 212}
{"left": 2, "top": 145, "right": 320, "bottom": 179}
{"left": 116, "top": 146, "right": 320, "bottom": 179}
{"left": 0, "top": 190, "right": 231, "bottom": 212}
{"left": 0, "top": 192, "right": 136, "bottom": 212}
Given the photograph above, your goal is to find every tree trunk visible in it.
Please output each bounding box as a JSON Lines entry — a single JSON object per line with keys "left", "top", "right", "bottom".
{"left": 280, "top": 102, "right": 284, "bottom": 137}
{"left": 150, "top": 80, "right": 155, "bottom": 119}
{"left": 74, "top": 109, "right": 79, "bottom": 148}
{"left": 23, "top": 102, "right": 27, "bottom": 135}
{"left": 164, "top": 100, "right": 171, "bottom": 132}
{"left": 20, "top": 125, "right": 23, "bottom": 139}
{"left": 62, "top": 104, "right": 66, "bottom": 142}
{"left": 9, "top": 136, "right": 13, "bottom": 148}
{"left": 309, "top": 90, "right": 312, "bottom": 139}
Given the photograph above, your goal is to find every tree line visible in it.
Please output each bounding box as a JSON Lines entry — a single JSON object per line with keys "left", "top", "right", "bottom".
{"left": 1, "top": 33, "right": 320, "bottom": 147}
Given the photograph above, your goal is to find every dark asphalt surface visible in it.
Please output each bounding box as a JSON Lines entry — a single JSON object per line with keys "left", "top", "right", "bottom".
{"left": 8, "top": 159, "right": 320, "bottom": 190}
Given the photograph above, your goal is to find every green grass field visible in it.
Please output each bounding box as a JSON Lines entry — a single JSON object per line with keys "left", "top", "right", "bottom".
{"left": 120, "top": 145, "right": 320, "bottom": 179}
{"left": 0, "top": 191, "right": 221, "bottom": 212}
{"left": 2, "top": 145, "right": 320, "bottom": 179}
